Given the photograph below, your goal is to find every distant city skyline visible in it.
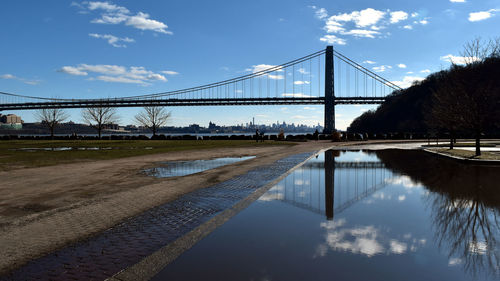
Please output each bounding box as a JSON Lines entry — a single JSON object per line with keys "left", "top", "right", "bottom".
{"left": 1, "top": 0, "right": 499, "bottom": 130}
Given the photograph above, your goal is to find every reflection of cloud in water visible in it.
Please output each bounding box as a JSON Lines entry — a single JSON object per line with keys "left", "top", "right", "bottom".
{"left": 316, "top": 219, "right": 427, "bottom": 258}
{"left": 390, "top": 240, "right": 407, "bottom": 254}
{"left": 257, "top": 193, "right": 284, "bottom": 201}
{"left": 398, "top": 195, "right": 406, "bottom": 201}
{"left": 257, "top": 184, "right": 284, "bottom": 201}
{"left": 294, "top": 179, "right": 309, "bottom": 186}
{"left": 373, "top": 192, "right": 391, "bottom": 200}
{"left": 449, "top": 257, "right": 463, "bottom": 266}
{"left": 447, "top": 199, "right": 475, "bottom": 210}
{"left": 468, "top": 241, "right": 488, "bottom": 255}
{"left": 316, "top": 219, "right": 426, "bottom": 258}
{"left": 385, "top": 175, "right": 422, "bottom": 189}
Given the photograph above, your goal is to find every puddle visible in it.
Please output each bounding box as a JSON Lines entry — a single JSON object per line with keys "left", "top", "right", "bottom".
{"left": 154, "top": 150, "right": 500, "bottom": 281}
{"left": 145, "top": 156, "right": 256, "bottom": 178}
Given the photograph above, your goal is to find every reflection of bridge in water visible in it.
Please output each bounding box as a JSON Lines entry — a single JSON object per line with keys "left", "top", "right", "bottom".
{"left": 264, "top": 150, "right": 392, "bottom": 220}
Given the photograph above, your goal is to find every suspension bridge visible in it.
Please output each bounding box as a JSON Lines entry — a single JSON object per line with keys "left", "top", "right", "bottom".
{"left": 261, "top": 150, "right": 392, "bottom": 220}
{"left": 0, "top": 46, "right": 401, "bottom": 133}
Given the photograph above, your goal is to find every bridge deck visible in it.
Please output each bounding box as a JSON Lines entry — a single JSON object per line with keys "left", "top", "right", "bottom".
{"left": 0, "top": 97, "right": 386, "bottom": 110}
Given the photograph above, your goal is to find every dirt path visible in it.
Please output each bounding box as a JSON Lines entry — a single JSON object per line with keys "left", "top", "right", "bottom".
{"left": 0, "top": 141, "right": 336, "bottom": 274}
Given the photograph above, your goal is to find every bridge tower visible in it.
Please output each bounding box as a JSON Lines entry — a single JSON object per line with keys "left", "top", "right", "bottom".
{"left": 323, "top": 46, "right": 335, "bottom": 134}
{"left": 324, "top": 149, "right": 335, "bottom": 220}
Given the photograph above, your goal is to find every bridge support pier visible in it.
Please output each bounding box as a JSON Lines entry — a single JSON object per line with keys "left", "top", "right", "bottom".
{"left": 324, "top": 150, "right": 335, "bottom": 220}
{"left": 323, "top": 46, "right": 335, "bottom": 134}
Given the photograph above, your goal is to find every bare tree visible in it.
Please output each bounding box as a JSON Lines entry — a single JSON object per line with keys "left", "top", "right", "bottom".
{"left": 430, "top": 37, "right": 500, "bottom": 155}
{"left": 34, "top": 108, "right": 69, "bottom": 139}
{"left": 459, "top": 37, "right": 500, "bottom": 65}
{"left": 135, "top": 106, "right": 171, "bottom": 137}
{"left": 82, "top": 107, "right": 119, "bottom": 139}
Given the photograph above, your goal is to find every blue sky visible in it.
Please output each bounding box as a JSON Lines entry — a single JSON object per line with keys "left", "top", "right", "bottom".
{"left": 1, "top": 0, "right": 499, "bottom": 130}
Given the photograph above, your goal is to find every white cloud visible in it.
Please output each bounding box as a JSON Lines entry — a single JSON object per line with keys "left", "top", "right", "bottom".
{"left": 450, "top": 0, "right": 466, "bottom": 2}
{"left": 87, "top": 1, "right": 130, "bottom": 14}
{"left": 324, "top": 21, "right": 346, "bottom": 33}
{"left": 363, "top": 60, "right": 376, "bottom": 64}
{"left": 58, "top": 64, "right": 170, "bottom": 85}
{"left": 440, "top": 54, "right": 480, "bottom": 65}
{"left": 403, "top": 25, "right": 413, "bottom": 30}
{"left": 95, "top": 75, "right": 144, "bottom": 84}
{"left": 342, "top": 29, "right": 380, "bottom": 38}
{"left": 317, "top": 8, "right": 420, "bottom": 45}
{"left": 372, "top": 65, "right": 392, "bottom": 72}
{"left": 398, "top": 195, "right": 406, "bottom": 201}
{"left": 161, "top": 70, "right": 179, "bottom": 75}
{"left": 245, "top": 64, "right": 284, "bottom": 80}
{"left": 297, "top": 68, "right": 309, "bottom": 74}
{"left": 319, "top": 35, "right": 346, "bottom": 45}
{"left": 329, "top": 8, "right": 386, "bottom": 28}
{"left": 315, "top": 8, "right": 328, "bottom": 19}
{"left": 282, "top": 93, "right": 312, "bottom": 98}
{"left": 247, "top": 64, "right": 283, "bottom": 73}
{"left": 420, "top": 69, "right": 431, "bottom": 73}
{"left": 390, "top": 11, "right": 408, "bottom": 23}
{"left": 78, "top": 1, "right": 172, "bottom": 34}
{"left": 294, "top": 80, "right": 310, "bottom": 85}
{"left": 468, "top": 9, "right": 499, "bottom": 22}
{"left": 1, "top": 73, "right": 41, "bottom": 85}
{"left": 268, "top": 74, "right": 284, "bottom": 80}
{"left": 1, "top": 74, "right": 16, "bottom": 79}
{"left": 126, "top": 12, "right": 172, "bottom": 34}
{"left": 59, "top": 66, "right": 88, "bottom": 76}
{"left": 397, "top": 64, "right": 407, "bottom": 68}
{"left": 89, "top": 33, "right": 134, "bottom": 47}
{"left": 390, "top": 76, "right": 425, "bottom": 88}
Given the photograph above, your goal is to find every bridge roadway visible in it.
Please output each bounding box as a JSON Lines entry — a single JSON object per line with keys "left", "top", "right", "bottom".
{"left": 0, "top": 97, "right": 386, "bottom": 110}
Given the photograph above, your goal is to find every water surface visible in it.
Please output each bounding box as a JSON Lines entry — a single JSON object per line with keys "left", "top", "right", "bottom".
{"left": 153, "top": 150, "right": 500, "bottom": 281}
{"left": 145, "top": 156, "right": 256, "bottom": 178}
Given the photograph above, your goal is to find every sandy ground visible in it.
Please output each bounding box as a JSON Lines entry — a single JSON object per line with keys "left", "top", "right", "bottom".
{"left": 0, "top": 141, "right": 342, "bottom": 274}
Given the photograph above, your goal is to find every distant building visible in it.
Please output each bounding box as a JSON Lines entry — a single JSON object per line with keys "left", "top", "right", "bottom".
{"left": 0, "top": 114, "right": 23, "bottom": 129}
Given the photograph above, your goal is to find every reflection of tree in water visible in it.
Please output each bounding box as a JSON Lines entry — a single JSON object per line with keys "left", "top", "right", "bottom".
{"left": 376, "top": 149, "right": 500, "bottom": 278}
{"left": 431, "top": 183, "right": 499, "bottom": 277}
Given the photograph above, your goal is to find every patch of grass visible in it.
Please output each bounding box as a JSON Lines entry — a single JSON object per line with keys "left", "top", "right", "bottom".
{"left": 434, "top": 148, "right": 500, "bottom": 161}
{"left": 0, "top": 140, "right": 295, "bottom": 171}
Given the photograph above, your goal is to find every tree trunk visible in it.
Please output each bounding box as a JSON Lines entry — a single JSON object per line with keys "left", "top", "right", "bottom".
{"left": 50, "top": 126, "right": 55, "bottom": 140}
{"left": 449, "top": 132, "right": 454, "bottom": 149}
{"left": 475, "top": 132, "right": 481, "bottom": 156}
{"left": 98, "top": 127, "right": 102, "bottom": 139}
{"left": 152, "top": 126, "right": 156, "bottom": 137}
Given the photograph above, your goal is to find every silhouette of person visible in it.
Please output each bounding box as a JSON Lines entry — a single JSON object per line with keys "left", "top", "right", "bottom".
{"left": 313, "top": 129, "right": 319, "bottom": 141}
{"left": 255, "top": 129, "right": 259, "bottom": 142}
